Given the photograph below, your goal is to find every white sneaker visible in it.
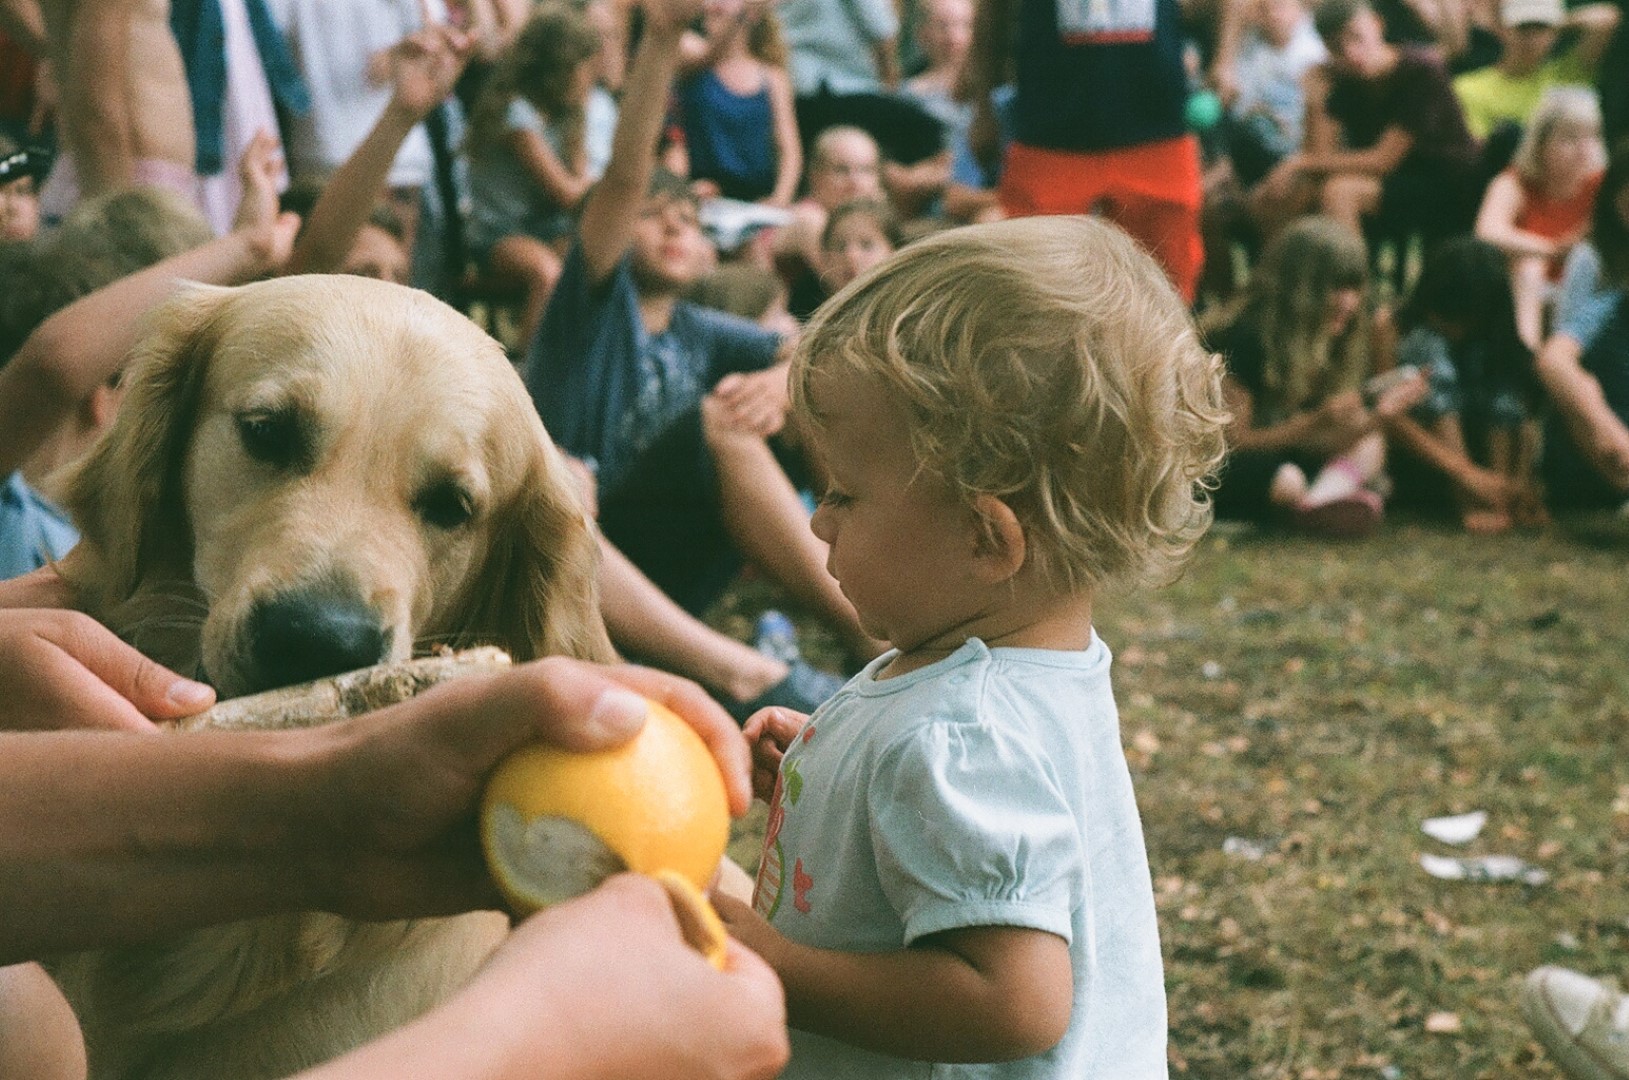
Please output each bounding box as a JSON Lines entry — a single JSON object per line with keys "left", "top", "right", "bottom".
{"left": 1522, "top": 966, "right": 1629, "bottom": 1080}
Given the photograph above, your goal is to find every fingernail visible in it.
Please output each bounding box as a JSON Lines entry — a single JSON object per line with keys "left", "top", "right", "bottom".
{"left": 168, "top": 679, "right": 216, "bottom": 709}
{"left": 586, "top": 687, "right": 650, "bottom": 737}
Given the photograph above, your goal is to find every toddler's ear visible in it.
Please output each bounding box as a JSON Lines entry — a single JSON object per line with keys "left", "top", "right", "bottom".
{"left": 971, "top": 494, "right": 1026, "bottom": 584}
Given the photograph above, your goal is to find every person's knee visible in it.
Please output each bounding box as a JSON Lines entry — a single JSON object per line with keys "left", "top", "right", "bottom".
{"left": 0, "top": 963, "right": 86, "bottom": 1080}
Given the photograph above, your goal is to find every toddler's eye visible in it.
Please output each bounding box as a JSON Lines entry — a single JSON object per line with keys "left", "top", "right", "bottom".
{"left": 820, "top": 490, "right": 853, "bottom": 508}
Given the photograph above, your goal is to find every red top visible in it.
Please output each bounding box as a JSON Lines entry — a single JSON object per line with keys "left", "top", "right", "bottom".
{"left": 1514, "top": 167, "right": 1606, "bottom": 278}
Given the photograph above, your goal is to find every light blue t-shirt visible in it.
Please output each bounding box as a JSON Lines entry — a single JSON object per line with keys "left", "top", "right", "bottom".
{"left": 779, "top": 0, "right": 899, "bottom": 96}
{"left": 1554, "top": 243, "right": 1625, "bottom": 352}
{"left": 752, "top": 636, "right": 1169, "bottom": 1079}
{"left": 0, "top": 471, "right": 77, "bottom": 582}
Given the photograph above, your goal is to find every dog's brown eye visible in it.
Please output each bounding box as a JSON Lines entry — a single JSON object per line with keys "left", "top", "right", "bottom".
{"left": 237, "top": 410, "right": 305, "bottom": 469}
{"left": 416, "top": 482, "right": 475, "bottom": 530}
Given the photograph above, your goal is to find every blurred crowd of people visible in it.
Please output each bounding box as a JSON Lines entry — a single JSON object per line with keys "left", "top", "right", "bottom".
{"left": 2, "top": 0, "right": 1629, "bottom": 1073}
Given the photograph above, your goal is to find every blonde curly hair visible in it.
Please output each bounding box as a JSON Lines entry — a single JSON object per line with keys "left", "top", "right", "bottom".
{"left": 791, "top": 216, "right": 1229, "bottom": 593}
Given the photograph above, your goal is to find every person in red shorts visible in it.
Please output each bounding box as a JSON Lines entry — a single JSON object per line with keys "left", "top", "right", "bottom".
{"left": 963, "top": 0, "right": 1203, "bottom": 303}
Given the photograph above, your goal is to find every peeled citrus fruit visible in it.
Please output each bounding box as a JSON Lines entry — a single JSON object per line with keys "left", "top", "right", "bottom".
{"left": 480, "top": 696, "right": 731, "bottom": 963}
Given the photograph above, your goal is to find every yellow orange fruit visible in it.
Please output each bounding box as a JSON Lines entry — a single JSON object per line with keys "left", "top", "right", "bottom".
{"left": 480, "top": 697, "right": 731, "bottom": 928}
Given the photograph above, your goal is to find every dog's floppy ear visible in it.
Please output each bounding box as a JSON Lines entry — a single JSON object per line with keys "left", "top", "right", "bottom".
{"left": 61, "top": 283, "right": 234, "bottom": 603}
{"left": 456, "top": 440, "right": 616, "bottom": 663}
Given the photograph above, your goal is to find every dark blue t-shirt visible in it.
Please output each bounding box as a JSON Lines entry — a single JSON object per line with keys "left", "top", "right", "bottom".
{"left": 524, "top": 244, "right": 782, "bottom": 497}
{"left": 1012, "top": 0, "right": 1188, "bottom": 152}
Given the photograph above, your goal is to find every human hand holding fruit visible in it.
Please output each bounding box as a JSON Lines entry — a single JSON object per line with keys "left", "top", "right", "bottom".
{"left": 481, "top": 694, "right": 737, "bottom": 966}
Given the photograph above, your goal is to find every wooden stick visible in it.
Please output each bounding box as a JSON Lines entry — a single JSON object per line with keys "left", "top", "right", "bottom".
{"left": 168, "top": 647, "right": 514, "bottom": 732}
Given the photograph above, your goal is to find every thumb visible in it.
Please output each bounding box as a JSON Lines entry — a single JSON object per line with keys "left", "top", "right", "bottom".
{"left": 50, "top": 613, "right": 216, "bottom": 720}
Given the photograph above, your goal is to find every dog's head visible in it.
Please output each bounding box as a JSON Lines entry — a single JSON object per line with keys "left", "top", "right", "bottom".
{"left": 62, "top": 275, "right": 613, "bottom": 696}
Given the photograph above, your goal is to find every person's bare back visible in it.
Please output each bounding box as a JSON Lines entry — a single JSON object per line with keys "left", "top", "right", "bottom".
{"left": 40, "top": 0, "right": 193, "bottom": 202}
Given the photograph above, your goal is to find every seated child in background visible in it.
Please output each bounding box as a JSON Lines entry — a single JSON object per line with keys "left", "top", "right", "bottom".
{"left": 715, "top": 216, "right": 1229, "bottom": 1077}
{"left": 1474, "top": 86, "right": 1607, "bottom": 350}
{"left": 774, "top": 125, "right": 885, "bottom": 319}
{"left": 1222, "top": 0, "right": 1328, "bottom": 188}
{"left": 465, "top": 4, "right": 603, "bottom": 344}
{"left": 888, "top": 0, "right": 975, "bottom": 218}
{"left": 1386, "top": 236, "right": 1546, "bottom": 532}
{"left": 676, "top": 0, "right": 802, "bottom": 207}
{"left": 811, "top": 197, "right": 901, "bottom": 309}
{"left": 1206, "top": 215, "right": 1424, "bottom": 537}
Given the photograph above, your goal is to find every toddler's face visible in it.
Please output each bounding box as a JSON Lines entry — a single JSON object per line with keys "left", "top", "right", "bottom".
{"left": 811, "top": 134, "right": 882, "bottom": 209}
{"left": 821, "top": 214, "right": 894, "bottom": 292}
{"left": 805, "top": 371, "right": 984, "bottom": 653}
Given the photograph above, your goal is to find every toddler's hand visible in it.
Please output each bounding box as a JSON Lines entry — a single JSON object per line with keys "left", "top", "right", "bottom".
{"left": 741, "top": 705, "right": 807, "bottom": 802}
{"left": 710, "top": 890, "right": 785, "bottom": 970}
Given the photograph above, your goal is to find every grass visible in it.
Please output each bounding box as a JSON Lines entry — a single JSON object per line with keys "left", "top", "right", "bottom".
{"left": 710, "top": 515, "right": 1629, "bottom": 1079}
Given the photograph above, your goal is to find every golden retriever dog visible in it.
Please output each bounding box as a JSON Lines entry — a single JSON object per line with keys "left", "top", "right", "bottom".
{"left": 47, "top": 274, "right": 616, "bottom": 1080}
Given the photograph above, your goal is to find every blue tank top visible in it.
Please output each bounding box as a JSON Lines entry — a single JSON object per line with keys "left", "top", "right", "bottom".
{"left": 678, "top": 68, "right": 778, "bottom": 202}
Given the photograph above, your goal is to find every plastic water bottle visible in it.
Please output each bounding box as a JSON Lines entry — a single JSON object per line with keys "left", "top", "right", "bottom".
{"left": 754, "top": 610, "right": 800, "bottom": 665}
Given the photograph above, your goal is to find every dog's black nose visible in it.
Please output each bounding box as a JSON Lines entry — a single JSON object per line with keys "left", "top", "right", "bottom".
{"left": 245, "top": 589, "right": 392, "bottom": 691}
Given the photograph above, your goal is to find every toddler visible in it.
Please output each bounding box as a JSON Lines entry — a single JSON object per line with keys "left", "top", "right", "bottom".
{"left": 716, "top": 216, "right": 1228, "bottom": 1077}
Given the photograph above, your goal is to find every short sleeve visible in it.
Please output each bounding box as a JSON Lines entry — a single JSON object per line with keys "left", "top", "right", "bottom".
{"left": 1554, "top": 244, "right": 1617, "bottom": 351}
{"left": 868, "top": 720, "right": 1081, "bottom": 945}
{"left": 685, "top": 306, "right": 783, "bottom": 382}
{"left": 505, "top": 97, "right": 548, "bottom": 138}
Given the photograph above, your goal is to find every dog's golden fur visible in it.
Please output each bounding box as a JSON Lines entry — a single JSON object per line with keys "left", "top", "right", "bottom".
{"left": 48, "top": 275, "right": 615, "bottom": 1080}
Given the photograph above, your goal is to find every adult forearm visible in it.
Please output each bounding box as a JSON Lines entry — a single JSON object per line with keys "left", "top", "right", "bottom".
{"left": 1475, "top": 223, "right": 1555, "bottom": 259}
{"left": 63, "top": 2, "right": 137, "bottom": 194}
{"left": 1386, "top": 415, "right": 1479, "bottom": 487}
{"left": 0, "top": 730, "right": 329, "bottom": 963}
{"left": 598, "top": 24, "right": 684, "bottom": 198}
{"left": 1226, "top": 413, "right": 1316, "bottom": 455}
{"left": 0, "top": 230, "right": 278, "bottom": 476}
